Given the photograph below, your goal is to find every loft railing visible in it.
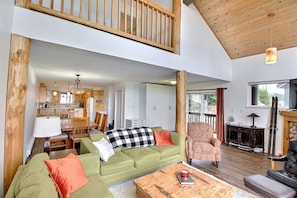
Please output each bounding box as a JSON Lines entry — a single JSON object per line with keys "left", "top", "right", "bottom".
{"left": 187, "top": 112, "right": 217, "bottom": 132}
{"left": 27, "top": 0, "right": 176, "bottom": 52}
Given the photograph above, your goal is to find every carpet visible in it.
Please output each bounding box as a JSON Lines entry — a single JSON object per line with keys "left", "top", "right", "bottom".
{"left": 108, "top": 163, "right": 259, "bottom": 198}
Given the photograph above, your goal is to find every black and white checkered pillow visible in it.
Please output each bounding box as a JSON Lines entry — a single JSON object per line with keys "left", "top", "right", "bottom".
{"left": 106, "top": 127, "right": 155, "bottom": 148}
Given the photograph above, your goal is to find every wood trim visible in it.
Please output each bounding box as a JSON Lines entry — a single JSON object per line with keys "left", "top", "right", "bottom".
{"left": 279, "top": 110, "right": 297, "bottom": 155}
{"left": 4, "top": 34, "right": 30, "bottom": 195}
{"left": 176, "top": 70, "right": 187, "bottom": 161}
{"left": 172, "top": 0, "right": 181, "bottom": 54}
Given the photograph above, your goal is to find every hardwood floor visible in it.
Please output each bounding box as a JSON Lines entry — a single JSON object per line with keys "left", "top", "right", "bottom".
{"left": 190, "top": 143, "right": 285, "bottom": 196}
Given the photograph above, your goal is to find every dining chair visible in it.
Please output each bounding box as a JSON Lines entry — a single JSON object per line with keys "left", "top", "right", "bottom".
{"left": 49, "top": 132, "right": 69, "bottom": 150}
{"left": 70, "top": 117, "right": 90, "bottom": 148}
{"left": 95, "top": 112, "right": 102, "bottom": 129}
{"left": 99, "top": 114, "right": 108, "bottom": 132}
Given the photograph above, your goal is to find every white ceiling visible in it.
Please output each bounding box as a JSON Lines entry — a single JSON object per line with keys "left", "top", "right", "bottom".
{"left": 30, "top": 40, "right": 218, "bottom": 89}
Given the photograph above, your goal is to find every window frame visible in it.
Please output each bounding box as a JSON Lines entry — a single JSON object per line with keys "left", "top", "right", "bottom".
{"left": 247, "top": 80, "right": 290, "bottom": 109}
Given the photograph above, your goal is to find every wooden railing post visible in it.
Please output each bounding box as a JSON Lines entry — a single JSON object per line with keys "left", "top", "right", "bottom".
{"left": 4, "top": 34, "right": 30, "bottom": 195}
{"left": 176, "top": 70, "right": 187, "bottom": 161}
{"left": 172, "top": 0, "right": 181, "bottom": 54}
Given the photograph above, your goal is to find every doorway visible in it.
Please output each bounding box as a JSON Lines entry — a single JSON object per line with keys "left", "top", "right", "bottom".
{"left": 115, "top": 90, "right": 124, "bottom": 129}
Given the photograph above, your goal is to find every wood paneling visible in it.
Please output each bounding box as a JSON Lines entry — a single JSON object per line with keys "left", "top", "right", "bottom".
{"left": 4, "top": 34, "right": 30, "bottom": 195}
{"left": 194, "top": 0, "right": 297, "bottom": 59}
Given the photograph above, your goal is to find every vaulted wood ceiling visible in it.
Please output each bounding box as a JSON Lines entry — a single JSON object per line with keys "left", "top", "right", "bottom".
{"left": 193, "top": 0, "right": 297, "bottom": 59}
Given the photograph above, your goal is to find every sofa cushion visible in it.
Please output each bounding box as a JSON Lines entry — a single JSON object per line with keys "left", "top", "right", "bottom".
{"left": 45, "top": 153, "right": 88, "bottom": 198}
{"left": 70, "top": 175, "right": 113, "bottom": 198}
{"left": 15, "top": 171, "right": 58, "bottom": 198}
{"left": 150, "top": 145, "right": 180, "bottom": 159}
{"left": 106, "top": 127, "right": 155, "bottom": 148}
{"left": 100, "top": 152, "right": 134, "bottom": 176}
{"left": 122, "top": 147, "right": 160, "bottom": 168}
{"left": 13, "top": 153, "right": 58, "bottom": 198}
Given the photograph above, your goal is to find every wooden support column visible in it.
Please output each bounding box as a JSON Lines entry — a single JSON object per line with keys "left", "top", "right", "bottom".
{"left": 4, "top": 34, "right": 30, "bottom": 194}
{"left": 176, "top": 70, "right": 187, "bottom": 161}
{"left": 172, "top": 0, "right": 181, "bottom": 54}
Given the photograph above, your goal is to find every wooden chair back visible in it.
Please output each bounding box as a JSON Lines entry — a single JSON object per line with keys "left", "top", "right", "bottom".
{"left": 99, "top": 114, "right": 108, "bottom": 132}
{"left": 95, "top": 112, "right": 102, "bottom": 129}
{"left": 71, "top": 117, "right": 90, "bottom": 148}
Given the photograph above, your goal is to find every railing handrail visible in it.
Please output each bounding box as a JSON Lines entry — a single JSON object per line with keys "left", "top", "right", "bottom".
{"left": 27, "top": 0, "right": 176, "bottom": 52}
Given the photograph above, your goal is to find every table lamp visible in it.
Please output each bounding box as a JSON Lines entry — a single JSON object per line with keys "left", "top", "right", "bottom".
{"left": 248, "top": 113, "right": 260, "bottom": 128}
{"left": 33, "top": 116, "right": 61, "bottom": 154}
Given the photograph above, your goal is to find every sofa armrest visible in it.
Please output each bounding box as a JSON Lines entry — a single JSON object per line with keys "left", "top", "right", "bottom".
{"left": 80, "top": 138, "right": 100, "bottom": 155}
{"left": 170, "top": 132, "right": 184, "bottom": 146}
{"left": 211, "top": 138, "right": 221, "bottom": 147}
{"left": 78, "top": 153, "right": 100, "bottom": 177}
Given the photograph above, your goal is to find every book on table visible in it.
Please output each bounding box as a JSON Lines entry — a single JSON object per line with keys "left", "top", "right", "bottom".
{"left": 176, "top": 173, "right": 194, "bottom": 185}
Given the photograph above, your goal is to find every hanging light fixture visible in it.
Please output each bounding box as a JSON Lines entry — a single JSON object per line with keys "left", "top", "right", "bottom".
{"left": 52, "top": 81, "right": 58, "bottom": 96}
{"left": 71, "top": 74, "right": 85, "bottom": 95}
{"left": 265, "top": 13, "right": 277, "bottom": 64}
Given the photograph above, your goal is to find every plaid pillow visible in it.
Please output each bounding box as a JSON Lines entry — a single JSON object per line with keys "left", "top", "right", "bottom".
{"left": 106, "top": 127, "right": 155, "bottom": 148}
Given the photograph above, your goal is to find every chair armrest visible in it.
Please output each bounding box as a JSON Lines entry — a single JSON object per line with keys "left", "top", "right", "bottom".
{"left": 78, "top": 153, "right": 100, "bottom": 177}
{"left": 211, "top": 138, "right": 221, "bottom": 147}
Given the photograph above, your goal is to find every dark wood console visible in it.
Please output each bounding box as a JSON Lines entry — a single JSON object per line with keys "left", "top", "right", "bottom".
{"left": 226, "top": 124, "right": 264, "bottom": 152}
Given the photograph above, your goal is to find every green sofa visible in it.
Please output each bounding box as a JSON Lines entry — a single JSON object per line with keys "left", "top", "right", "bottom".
{"left": 5, "top": 152, "right": 113, "bottom": 198}
{"left": 80, "top": 126, "right": 184, "bottom": 185}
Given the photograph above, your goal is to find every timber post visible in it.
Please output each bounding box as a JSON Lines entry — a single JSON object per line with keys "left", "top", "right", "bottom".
{"left": 4, "top": 34, "right": 30, "bottom": 195}
{"left": 176, "top": 70, "right": 187, "bottom": 161}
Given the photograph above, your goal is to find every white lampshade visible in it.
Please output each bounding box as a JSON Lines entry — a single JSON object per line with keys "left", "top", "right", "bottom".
{"left": 33, "top": 116, "right": 61, "bottom": 137}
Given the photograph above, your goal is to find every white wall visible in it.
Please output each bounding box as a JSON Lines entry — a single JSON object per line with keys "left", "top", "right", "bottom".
{"left": 24, "top": 66, "right": 39, "bottom": 162}
{"left": 189, "top": 47, "right": 297, "bottom": 155}
{"left": 181, "top": 4, "right": 232, "bottom": 81}
{"left": 12, "top": 5, "right": 232, "bottom": 82}
{"left": 0, "top": 0, "right": 14, "bottom": 196}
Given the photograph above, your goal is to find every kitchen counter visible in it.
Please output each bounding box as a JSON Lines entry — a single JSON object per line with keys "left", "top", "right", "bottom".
{"left": 37, "top": 108, "right": 84, "bottom": 117}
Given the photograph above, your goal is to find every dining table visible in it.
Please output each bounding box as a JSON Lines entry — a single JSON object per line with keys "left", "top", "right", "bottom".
{"left": 60, "top": 118, "right": 98, "bottom": 132}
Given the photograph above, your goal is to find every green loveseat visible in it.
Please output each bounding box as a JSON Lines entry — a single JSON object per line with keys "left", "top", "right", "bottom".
{"left": 80, "top": 126, "right": 184, "bottom": 185}
{"left": 5, "top": 152, "right": 113, "bottom": 198}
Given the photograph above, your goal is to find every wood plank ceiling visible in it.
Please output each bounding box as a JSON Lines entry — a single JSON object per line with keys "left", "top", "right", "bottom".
{"left": 193, "top": 0, "right": 297, "bottom": 59}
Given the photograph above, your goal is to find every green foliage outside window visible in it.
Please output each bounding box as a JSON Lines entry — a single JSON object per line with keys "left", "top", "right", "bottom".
{"left": 258, "top": 88, "right": 270, "bottom": 105}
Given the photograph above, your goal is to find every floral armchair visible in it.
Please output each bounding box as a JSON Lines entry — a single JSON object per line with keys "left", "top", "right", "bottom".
{"left": 187, "top": 122, "right": 221, "bottom": 167}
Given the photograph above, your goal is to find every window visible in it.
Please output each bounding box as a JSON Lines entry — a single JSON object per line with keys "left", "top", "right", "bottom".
{"left": 248, "top": 80, "right": 289, "bottom": 108}
{"left": 188, "top": 92, "right": 216, "bottom": 114}
{"left": 187, "top": 90, "right": 217, "bottom": 132}
{"left": 60, "top": 92, "right": 73, "bottom": 104}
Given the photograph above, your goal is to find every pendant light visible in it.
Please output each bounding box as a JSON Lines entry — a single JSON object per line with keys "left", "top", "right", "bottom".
{"left": 265, "top": 13, "right": 277, "bottom": 64}
{"left": 71, "top": 74, "right": 85, "bottom": 95}
{"left": 52, "top": 81, "right": 58, "bottom": 96}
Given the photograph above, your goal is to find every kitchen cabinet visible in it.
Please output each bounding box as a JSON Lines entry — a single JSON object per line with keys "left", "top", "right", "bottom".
{"left": 51, "top": 91, "right": 60, "bottom": 103}
{"left": 93, "top": 90, "right": 105, "bottom": 112}
{"left": 38, "top": 83, "right": 47, "bottom": 103}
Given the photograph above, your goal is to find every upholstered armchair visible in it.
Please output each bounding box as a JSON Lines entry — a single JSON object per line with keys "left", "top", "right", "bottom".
{"left": 187, "top": 122, "right": 221, "bottom": 167}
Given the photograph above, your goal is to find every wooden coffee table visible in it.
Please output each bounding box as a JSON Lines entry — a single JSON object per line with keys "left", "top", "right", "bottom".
{"left": 134, "top": 163, "right": 234, "bottom": 198}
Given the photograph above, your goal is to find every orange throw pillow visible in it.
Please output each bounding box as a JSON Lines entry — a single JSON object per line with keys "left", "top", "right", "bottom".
{"left": 45, "top": 153, "right": 88, "bottom": 198}
{"left": 153, "top": 130, "right": 174, "bottom": 146}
